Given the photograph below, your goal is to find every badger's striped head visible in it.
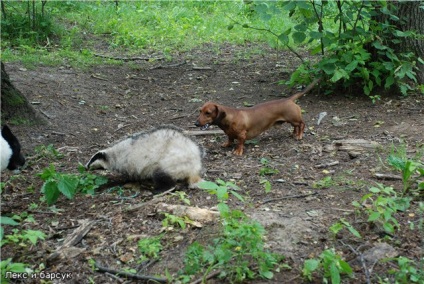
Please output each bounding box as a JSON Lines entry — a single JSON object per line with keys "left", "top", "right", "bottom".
{"left": 85, "top": 151, "right": 109, "bottom": 170}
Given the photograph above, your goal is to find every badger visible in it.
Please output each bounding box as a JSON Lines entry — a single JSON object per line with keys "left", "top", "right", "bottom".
{"left": 85, "top": 125, "right": 205, "bottom": 191}
{"left": 1, "top": 125, "right": 26, "bottom": 171}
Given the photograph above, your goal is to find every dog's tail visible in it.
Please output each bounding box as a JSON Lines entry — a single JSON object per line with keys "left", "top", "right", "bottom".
{"left": 289, "top": 78, "right": 321, "bottom": 101}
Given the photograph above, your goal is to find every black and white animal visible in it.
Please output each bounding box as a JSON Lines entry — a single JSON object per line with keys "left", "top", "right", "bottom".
{"left": 85, "top": 125, "right": 205, "bottom": 191}
{"left": 1, "top": 125, "right": 26, "bottom": 171}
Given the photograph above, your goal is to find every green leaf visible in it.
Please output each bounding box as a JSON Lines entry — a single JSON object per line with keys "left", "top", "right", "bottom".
{"left": 345, "top": 60, "right": 358, "bottom": 72}
{"left": 230, "top": 190, "right": 245, "bottom": 202}
{"left": 197, "top": 181, "right": 218, "bottom": 191}
{"left": 369, "top": 186, "right": 381, "bottom": 193}
{"left": 277, "top": 33, "right": 289, "bottom": 43}
{"left": 321, "top": 63, "right": 336, "bottom": 74}
{"left": 261, "top": 270, "right": 273, "bottom": 279}
{"left": 309, "top": 31, "right": 322, "bottom": 39}
{"left": 329, "top": 262, "right": 341, "bottom": 284}
{"left": 217, "top": 202, "right": 230, "bottom": 215}
{"left": 346, "top": 225, "right": 362, "bottom": 238}
{"left": 292, "top": 31, "right": 306, "bottom": 44}
{"left": 383, "top": 222, "right": 395, "bottom": 233}
{"left": 368, "top": 212, "right": 381, "bottom": 222}
{"left": 330, "top": 69, "right": 349, "bottom": 82}
{"left": 0, "top": 216, "right": 19, "bottom": 226}
{"left": 217, "top": 186, "right": 228, "bottom": 201}
{"left": 25, "top": 230, "right": 45, "bottom": 245}
{"left": 57, "top": 176, "right": 79, "bottom": 199}
{"left": 384, "top": 75, "right": 395, "bottom": 89}
{"left": 339, "top": 260, "right": 353, "bottom": 275}
{"left": 305, "top": 259, "right": 319, "bottom": 271}
{"left": 42, "top": 180, "right": 60, "bottom": 205}
{"left": 294, "top": 24, "right": 307, "bottom": 32}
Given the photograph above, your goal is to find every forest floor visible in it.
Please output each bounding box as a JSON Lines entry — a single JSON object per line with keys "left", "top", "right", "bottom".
{"left": 1, "top": 44, "right": 423, "bottom": 283}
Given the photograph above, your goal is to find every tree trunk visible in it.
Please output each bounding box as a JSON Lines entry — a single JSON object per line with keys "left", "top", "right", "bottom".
{"left": 1, "top": 62, "right": 45, "bottom": 124}
{"left": 395, "top": 1, "right": 424, "bottom": 84}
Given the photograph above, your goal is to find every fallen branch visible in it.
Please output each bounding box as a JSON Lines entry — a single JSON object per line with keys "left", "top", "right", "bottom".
{"left": 47, "top": 219, "right": 96, "bottom": 263}
{"left": 340, "top": 241, "right": 371, "bottom": 284}
{"left": 192, "top": 66, "right": 212, "bottom": 70}
{"left": 315, "top": 161, "right": 339, "bottom": 168}
{"left": 95, "top": 262, "right": 167, "bottom": 283}
{"left": 94, "top": 53, "right": 165, "bottom": 61}
{"left": 374, "top": 173, "right": 402, "bottom": 180}
{"left": 191, "top": 270, "right": 221, "bottom": 284}
{"left": 184, "top": 129, "right": 224, "bottom": 136}
{"left": 156, "top": 203, "right": 220, "bottom": 222}
{"left": 126, "top": 187, "right": 176, "bottom": 212}
{"left": 150, "top": 61, "right": 187, "bottom": 70}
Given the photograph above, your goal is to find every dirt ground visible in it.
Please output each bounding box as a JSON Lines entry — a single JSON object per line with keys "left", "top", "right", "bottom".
{"left": 1, "top": 45, "right": 423, "bottom": 283}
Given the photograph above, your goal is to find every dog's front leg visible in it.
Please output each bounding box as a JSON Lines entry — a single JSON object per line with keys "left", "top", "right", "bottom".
{"left": 222, "top": 137, "right": 234, "bottom": 148}
{"left": 233, "top": 140, "right": 245, "bottom": 156}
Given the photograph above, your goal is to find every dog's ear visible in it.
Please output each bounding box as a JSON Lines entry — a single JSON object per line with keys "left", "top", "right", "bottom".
{"left": 213, "top": 104, "right": 226, "bottom": 123}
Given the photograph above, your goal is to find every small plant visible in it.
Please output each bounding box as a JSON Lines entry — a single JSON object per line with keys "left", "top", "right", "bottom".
{"left": 0, "top": 258, "right": 29, "bottom": 284}
{"left": 162, "top": 213, "right": 190, "bottom": 230}
{"left": 387, "top": 153, "right": 424, "bottom": 195}
{"left": 180, "top": 209, "right": 285, "bottom": 283}
{"left": 39, "top": 164, "right": 108, "bottom": 205}
{"left": 259, "top": 158, "right": 279, "bottom": 193}
{"left": 137, "top": 236, "right": 163, "bottom": 262}
{"left": 171, "top": 191, "right": 191, "bottom": 205}
{"left": 385, "top": 256, "right": 424, "bottom": 283}
{"left": 34, "top": 144, "right": 64, "bottom": 160}
{"left": 329, "top": 218, "right": 362, "bottom": 239}
{"left": 259, "top": 158, "right": 280, "bottom": 176}
{"left": 353, "top": 183, "right": 411, "bottom": 234}
{"left": 313, "top": 176, "right": 334, "bottom": 189}
{"left": 302, "top": 248, "right": 353, "bottom": 284}
{"left": 197, "top": 179, "right": 244, "bottom": 215}
{"left": 1, "top": 229, "right": 45, "bottom": 247}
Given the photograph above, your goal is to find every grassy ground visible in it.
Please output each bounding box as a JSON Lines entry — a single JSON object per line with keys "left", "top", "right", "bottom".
{"left": 1, "top": 1, "right": 293, "bottom": 67}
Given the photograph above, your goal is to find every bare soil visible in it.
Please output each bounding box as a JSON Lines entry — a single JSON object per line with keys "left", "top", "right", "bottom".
{"left": 1, "top": 45, "right": 423, "bottom": 283}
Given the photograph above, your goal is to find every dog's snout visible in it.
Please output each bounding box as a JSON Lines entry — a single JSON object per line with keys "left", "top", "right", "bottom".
{"left": 194, "top": 120, "right": 200, "bottom": 127}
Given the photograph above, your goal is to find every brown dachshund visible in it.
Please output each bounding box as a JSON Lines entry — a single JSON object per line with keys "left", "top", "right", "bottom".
{"left": 195, "top": 78, "right": 320, "bottom": 155}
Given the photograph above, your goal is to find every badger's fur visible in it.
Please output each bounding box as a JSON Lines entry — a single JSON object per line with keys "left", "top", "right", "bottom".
{"left": 1, "top": 125, "right": 26, "bottom": 171}
{"left": 85, "top": 125, "right": 204, "bottom": 191}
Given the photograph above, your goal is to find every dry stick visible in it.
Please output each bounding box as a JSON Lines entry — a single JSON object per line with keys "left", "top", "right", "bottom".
{"left": 126, "top": 186, "right": 177, "bottom": 212}
{"left": 315, "top": 161, "right": 339, "bottom": 168}
{"left": 95, "top": 262, "right": 167, "bottom": 283}
{"left": 340, "top": 241, "right": 371, "bottom": 284}
{"left": 93, "top": 53, "right": 165, "bottom": 61}
{"left": 190, "top": 270, "right": 222, "bottom": 284}
{"left": 374, "top": 173, "right": 402, "bottom": 180}
{"left": 260, "top": 191, "right": 318, "bottom": 205}
{"left": 105, "top": 272, "right": 124, "bottom": 283}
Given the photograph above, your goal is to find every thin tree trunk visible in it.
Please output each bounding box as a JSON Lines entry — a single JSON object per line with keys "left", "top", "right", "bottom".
{"left": 395, "top": 1, "right": 424, "bottom": 84}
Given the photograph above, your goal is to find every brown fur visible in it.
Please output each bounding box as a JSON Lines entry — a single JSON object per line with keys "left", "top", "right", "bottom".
{"left": 195, "top": 78, "right": 320, "bottom": 155}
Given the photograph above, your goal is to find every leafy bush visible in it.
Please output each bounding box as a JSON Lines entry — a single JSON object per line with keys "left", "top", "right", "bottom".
{"left": 178, "top": 180, "right": 286, "bottom": 283}
{"left": 1, "top": 0, "right": 56, "bottom": 47}
{"left": 137, "top": 236, "right": 163, "bottom": 262}
{"left": 181, "top": 209, "right": 284, "bottom": 283}
{"left": 239, "top": 1, "right": 422, "bottom": 97}
{"left": 353, "top": 183, "right": 411, "bottom": 234}
{"left": 39, "top": 164, "right": 108, "bottom": 205}
{"left": 303, "top": 248, "right": 353, "bottom": 284}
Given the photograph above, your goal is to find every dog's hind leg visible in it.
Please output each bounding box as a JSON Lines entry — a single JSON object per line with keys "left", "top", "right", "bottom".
{"left": 292, "top": 121, "right": 305, "bottom": 140}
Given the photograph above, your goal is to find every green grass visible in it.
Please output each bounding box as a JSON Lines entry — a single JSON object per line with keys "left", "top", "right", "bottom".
{"left": 1, "top": 1, "right": 295, "bottom": 67}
